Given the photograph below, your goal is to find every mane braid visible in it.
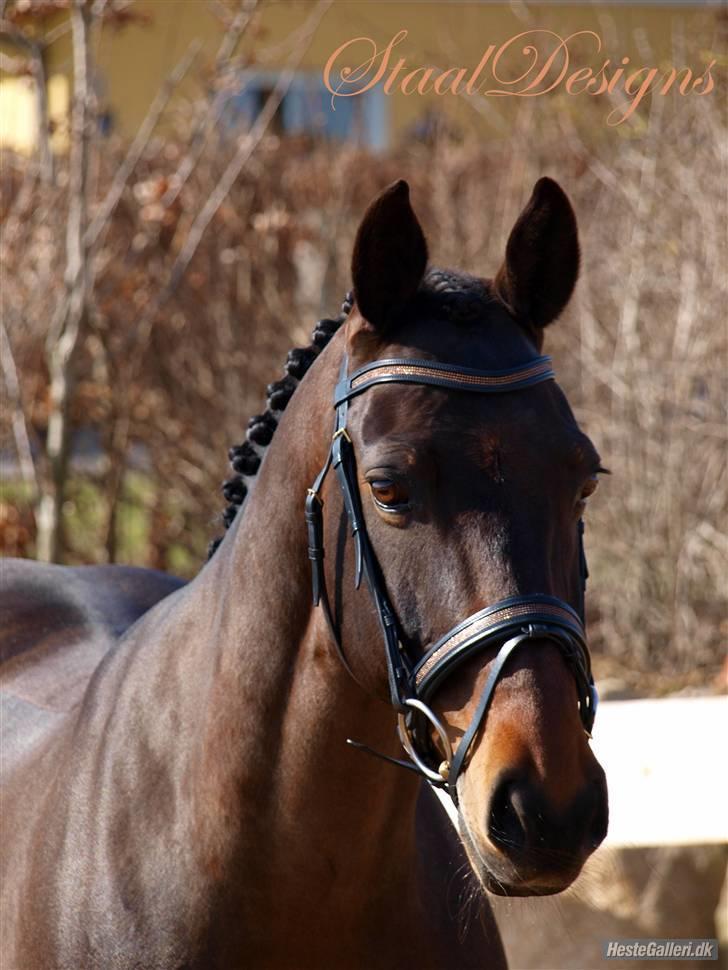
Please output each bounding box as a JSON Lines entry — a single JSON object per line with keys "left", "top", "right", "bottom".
{"left": 207, "top": 292, "right": 353, "bottom": 559}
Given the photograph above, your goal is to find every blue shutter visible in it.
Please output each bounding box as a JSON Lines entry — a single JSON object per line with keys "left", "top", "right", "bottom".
{"left": 225, "top": 72, "right": 388, "bottom": 149}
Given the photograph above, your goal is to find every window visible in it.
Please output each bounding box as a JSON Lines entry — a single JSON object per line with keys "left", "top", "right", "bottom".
{"left": 227, "top": 71, "right": 388, "bottom": 151}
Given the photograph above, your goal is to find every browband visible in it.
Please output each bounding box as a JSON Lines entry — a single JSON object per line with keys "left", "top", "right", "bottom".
{"left": 335, "top": 356, "right": 555, "bottom": 406}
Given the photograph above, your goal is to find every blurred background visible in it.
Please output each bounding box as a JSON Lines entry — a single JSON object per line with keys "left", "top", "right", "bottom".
{"left": 0, "top": 2, "right": 725, "bottom": 965}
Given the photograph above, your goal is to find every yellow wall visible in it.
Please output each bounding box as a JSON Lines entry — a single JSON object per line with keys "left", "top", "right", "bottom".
{"left": 0, "top": 76, "right": 37, "bottom": 154}
{"left": 1, "top": 1, "right": 720, "bottom": 153}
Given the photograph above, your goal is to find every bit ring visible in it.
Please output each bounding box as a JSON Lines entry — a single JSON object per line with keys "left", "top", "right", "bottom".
{"left": 397, "top": 698, "right": 453, "bottom": 785}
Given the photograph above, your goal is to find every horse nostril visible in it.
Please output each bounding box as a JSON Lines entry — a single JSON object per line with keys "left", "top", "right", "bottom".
{"left": 486, "top": 773, "right": 608, "bottom": 863}
{"left": 487, "top": 777, "right": 530, "bottom": 855}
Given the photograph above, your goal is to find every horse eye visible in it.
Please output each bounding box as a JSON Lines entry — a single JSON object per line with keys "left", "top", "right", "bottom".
{"left": 580, "top": 476, "right": 599, "bottom": 501}
{"left": 369, "top": 479, "right": 408, "bottom": 510}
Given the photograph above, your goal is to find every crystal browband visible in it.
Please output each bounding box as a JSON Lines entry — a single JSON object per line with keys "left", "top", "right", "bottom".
{"left": 334, "top": 356, "right": 555, "bottom": 406}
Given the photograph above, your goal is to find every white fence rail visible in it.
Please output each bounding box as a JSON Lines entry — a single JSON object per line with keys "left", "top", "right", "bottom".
{"left": 592, "top": 695, "right": 728, "bottom": 847}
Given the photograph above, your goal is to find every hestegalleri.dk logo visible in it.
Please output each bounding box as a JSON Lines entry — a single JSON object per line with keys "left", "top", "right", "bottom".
{"left": 603, "top": 939, "right": 718, "bottom": 961}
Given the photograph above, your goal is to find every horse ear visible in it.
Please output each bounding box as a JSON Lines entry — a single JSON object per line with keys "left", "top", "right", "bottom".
{"left": 494, "top": 177, "right": 579, "bottom": 331}
{"left": 350, "top": 180, "right": 428, "bottom": 334}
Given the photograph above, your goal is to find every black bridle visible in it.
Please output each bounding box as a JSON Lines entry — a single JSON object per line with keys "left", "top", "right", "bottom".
{"left": 305, "top": 352, "right": 597, "bottom": 805}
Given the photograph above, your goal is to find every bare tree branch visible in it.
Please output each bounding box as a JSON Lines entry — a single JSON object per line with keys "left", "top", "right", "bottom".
{"left": 167, "top": 0, "right": 331, "bottom": 295}
{"left": 36, "top": 0, "right": 96, "bottom": 562}
{"left": 38, "top": 15, "right": 72, "bottom": 49}
{"left": 161, "top": 0, "right": 259, "bottom": 209}
{"left": 86, "top": 39, "right": 202, "bottom": 246}
{"left": 132, "top": 0, "right": 331, "bottom": 347}
{"left": 0, "top": 320, "right": 39, "bottom": 503}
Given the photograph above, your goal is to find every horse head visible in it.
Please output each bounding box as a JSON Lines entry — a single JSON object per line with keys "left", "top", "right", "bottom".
{"left": 311, "top": 178, "right": 608, "bottom": 897}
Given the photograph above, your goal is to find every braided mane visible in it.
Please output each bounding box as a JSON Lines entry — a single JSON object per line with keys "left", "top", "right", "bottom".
{"left": 208, "top": 291, "right": 354, "bottom": 557}
{"left": 209, "top": 269, "right": 492, "bottom": 557}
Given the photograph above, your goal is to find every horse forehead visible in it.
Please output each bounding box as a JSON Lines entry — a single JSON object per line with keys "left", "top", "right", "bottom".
{"left": 388, "top": 308, "right": 537, "bottom": 369}
{"left": 355, "top": 379, "right": 580, "bottom": 461}
{"left": 351, "top": 311, "right": 561, "bottom": 446}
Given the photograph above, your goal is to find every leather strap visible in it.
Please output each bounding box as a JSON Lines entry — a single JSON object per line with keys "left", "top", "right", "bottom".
{"left": 414, "top": 594, "right": 587, "bottom": 699}
{"left": 442, "top": 625, "right": 594, "bottom": 798}
{"left": 332, "top": 428, "right": 411, "bottom": 709}
{"left": 405, "top": 616, "right": 595, "bottom": 803}
{"left": 334, "top": 357, "right": 555, "bottom": 406}
{"left": 335, "top": 356, "right": 555, "bottom": 406}
{"left": 306, "top": 349, "right": 596, "bottom": 800}
{"left": 448, "top": 632, "right": 531, "bottom": 787}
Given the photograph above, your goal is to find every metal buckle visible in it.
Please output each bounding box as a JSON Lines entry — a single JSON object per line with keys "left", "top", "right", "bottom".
{"left": 332, "top": 427, "right": 352, "bottom": 443}
{"left": 397, "top": 698, "right": 453, "bottom": 785}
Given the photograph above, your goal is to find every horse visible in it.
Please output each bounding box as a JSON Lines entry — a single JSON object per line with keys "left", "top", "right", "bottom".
{"left": 0, "top": 176, "right": 608, "bottom": 969}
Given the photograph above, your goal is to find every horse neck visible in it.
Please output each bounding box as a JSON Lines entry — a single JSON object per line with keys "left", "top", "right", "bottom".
{"left": 190, "top": 332, "right": 422, "bottom": 919}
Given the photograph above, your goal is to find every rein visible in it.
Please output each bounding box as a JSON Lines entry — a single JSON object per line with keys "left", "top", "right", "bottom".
{"left": 305, "top": 352, "right": 597, "bottom": 806}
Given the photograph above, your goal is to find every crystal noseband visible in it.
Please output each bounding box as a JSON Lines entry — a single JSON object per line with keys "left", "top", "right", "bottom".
{"left": 306, "top": 352, "right": 596, "bottom": 805}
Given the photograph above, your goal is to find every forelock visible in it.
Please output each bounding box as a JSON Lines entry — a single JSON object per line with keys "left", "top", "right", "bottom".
{"left": 413, "top": 269, "right": 495, "bottom": 325}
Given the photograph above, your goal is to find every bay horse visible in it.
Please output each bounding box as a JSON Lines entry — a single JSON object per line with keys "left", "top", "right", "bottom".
{"left": 0, "top": 177, "right": 608, "bottom": 969}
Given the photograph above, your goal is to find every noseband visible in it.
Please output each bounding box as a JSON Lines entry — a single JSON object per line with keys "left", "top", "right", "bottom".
{"left": 305, "top": 353, "right": 597, "bottom": 805}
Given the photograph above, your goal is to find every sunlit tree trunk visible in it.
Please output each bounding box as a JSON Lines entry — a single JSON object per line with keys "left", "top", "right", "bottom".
{"left": 36, "top": 0, "right": 94, "bottom": 562}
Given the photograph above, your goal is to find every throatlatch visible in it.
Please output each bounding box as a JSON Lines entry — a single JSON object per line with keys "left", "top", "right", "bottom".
{"left": 305, "top": 353, "right": 597, "bottom": 805}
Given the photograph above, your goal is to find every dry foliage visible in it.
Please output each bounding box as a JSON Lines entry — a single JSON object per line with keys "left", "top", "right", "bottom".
{"left": 1, "top": 10, "right": 724, "bottom": 686}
